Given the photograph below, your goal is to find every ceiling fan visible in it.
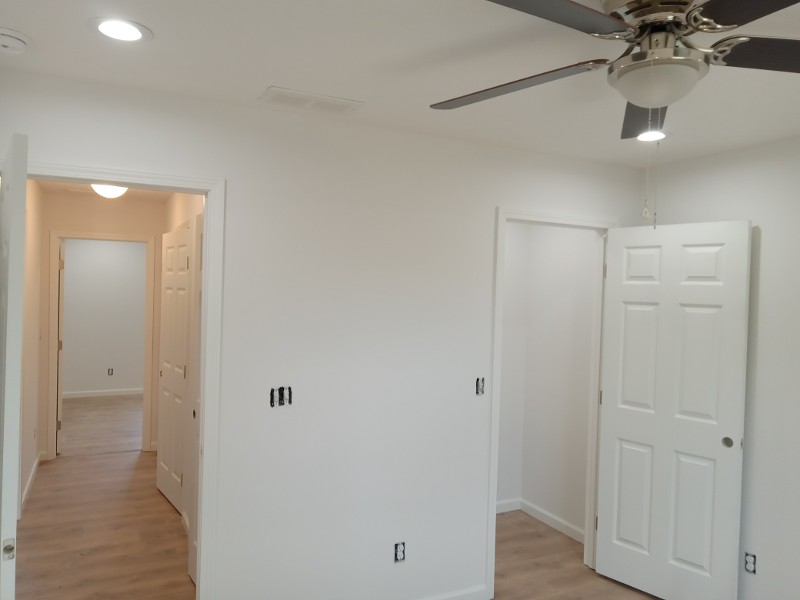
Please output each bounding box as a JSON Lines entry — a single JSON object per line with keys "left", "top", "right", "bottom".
{"left": 431, "top": 0, "right": 800, "bottom": 139}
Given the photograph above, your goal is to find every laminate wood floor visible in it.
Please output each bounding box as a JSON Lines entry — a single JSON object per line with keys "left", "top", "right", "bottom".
{"left": 17, "top": 450, "right": 196, "bottom": 600}
{"left": 59, "top": 395, "right": 143, "bottom": 456}
{"left": 495, "top": 511, "right": 657, "bottom": 600}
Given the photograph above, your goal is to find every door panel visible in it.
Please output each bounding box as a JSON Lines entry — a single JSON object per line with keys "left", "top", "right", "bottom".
{"left": 157, "top": 221, "right": 192, "bottom": 511}
{"left": 596, "top": 221, "right": 750, "bottom": 600}
{"left": 185, "top": 212, "right": 203, "bottom": 583}
{"left": 56, "top": 240, "right": 64, "bottom": 454}
{"left": 0, "top": 134, "right": 27, "bottom": 599}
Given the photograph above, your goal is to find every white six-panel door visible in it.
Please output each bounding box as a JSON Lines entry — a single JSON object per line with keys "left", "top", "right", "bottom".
{"left": 157, "top": 221, "right": 193, "bottom": 511}
{"left": 596, "top": 221, "right": 751, "bottom": 600}
{"left": 0, "top": 134, "right": 27, "bottom": 599}
{"left": 184, "top": 212, "right": 203, "bottom": 583}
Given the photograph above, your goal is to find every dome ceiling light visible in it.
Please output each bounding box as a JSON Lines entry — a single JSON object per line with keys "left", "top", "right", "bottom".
{"left": 91, "top": 184, "right": 129, "bottom": 199}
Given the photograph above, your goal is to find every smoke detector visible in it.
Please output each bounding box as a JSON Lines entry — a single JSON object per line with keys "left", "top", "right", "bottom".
{"left": 0, "top": 28, "right": 30, "bottom": 55}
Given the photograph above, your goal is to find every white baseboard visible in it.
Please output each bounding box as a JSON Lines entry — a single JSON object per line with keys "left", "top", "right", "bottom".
{"left": 418, "top": 585, "right": 487, "bottom": 600}
{"left": 496, "top": 498, "right": 522, "bottom": 514}
{"left": 21, "top": 451, "right": 45, "bottom": 515}
{"left": 63, "top": 388, "right": 144, "bottom": 399}
{"left": 520, "top": 499, "right": 584, "bottom": 543}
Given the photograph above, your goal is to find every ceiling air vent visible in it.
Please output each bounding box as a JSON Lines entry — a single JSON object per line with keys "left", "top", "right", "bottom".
{"left": 0, "top": 28, "right": 30, "bottom": 55}
{"left": 259, "top": 86, "right": 364, "bottom": 114}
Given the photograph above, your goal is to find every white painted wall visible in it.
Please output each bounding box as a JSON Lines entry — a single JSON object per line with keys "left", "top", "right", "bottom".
{"left": 655, "top": 136, "right": 800, "bottom": 600}
{"left": 20, "top": 179, "right": 44, "bottom": 509}
{"left": 497, "top": 222, "right": 603, "bottom": 541}
{"left": 61, "top": 239, "right": 147, "bottom": 398}
{"left": 166, "top": 192, "right": 204, "bottom": 232}
{"left": 0, "top": 68, "right": 642, "bottom": 600}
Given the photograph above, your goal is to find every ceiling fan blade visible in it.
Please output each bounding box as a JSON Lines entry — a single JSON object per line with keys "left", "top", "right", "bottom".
{"left": 487, "top": 0, "right": 632, "bottom": 36}
{"left": 431, "top": 59, "right": 608, "bottom": 110}
{"left": 712, "top": 36, "right": 800, "bottom": 73}
{"left": 620, "top": 103, "right": 668, "bottom": 140}
{"left": 692, "top": 0, "right": 800, "bottom": 28}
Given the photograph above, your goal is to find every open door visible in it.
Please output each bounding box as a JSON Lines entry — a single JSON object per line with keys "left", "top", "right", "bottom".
{"left": 0, "top": 134, "right": 28, "bottom": 598}
{"left": 157, "top": 220, "right": 193, "bottom": 511}
{"left": 596, "top": 221, "right": 751, "bottom": 600}
{"left": 184, "top": 212, "right": 203, "bottom": 583}
{"left": 55, "top": 240, "right": 65, "bottom": 455}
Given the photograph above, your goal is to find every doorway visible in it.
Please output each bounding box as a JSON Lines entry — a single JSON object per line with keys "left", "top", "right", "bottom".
{"left": 57, "top": 238, "right": 148, "bottom": 457}
{"left": 487, "top": 210, "right": 616, "bottom": 595}
{"left": 14, "top": 162, "right": 225, "bottom": 599}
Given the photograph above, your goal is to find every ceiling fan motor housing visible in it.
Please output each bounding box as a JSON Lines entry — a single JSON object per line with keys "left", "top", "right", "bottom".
{"left": 602, "top": 0, "right": 695, "bottom": 26}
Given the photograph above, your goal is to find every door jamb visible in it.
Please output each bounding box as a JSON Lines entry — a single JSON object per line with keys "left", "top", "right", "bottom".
{"left": 487, "top": 209, "right": 616, "bottom": 595}
{"left": 29, "top": 162, "right": 225, "bottom": 600}
{"left": 47, "top": 232, "right": 156, "bottom": 458}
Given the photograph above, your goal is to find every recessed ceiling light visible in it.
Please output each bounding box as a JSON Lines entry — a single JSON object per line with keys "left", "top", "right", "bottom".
{"left": 91, "top": 184, "right": 128, "bottom": 199}
{"left": 90, "top": 18, "right": 153, "bottom": 42}
{"left": 637, "top": 130, "right": 666, "bottom": 142}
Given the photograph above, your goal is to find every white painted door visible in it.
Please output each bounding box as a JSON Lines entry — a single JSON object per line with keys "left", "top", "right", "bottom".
{"left": 0, "top": 134, "right": 27, "bottom": 598}
{"left": 184, "top": 212, "right": 203, "bottom": 583}
{"left": 55, "top": 239, "right": 64, "bottom": 455}
{"left": 157, "top": 221, "right": 193, "bottom": 511}
{"left": 596, "top": 221, "right": 751, "bottom": 600}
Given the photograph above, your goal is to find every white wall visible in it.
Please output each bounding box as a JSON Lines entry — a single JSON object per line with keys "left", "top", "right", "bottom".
{"left": 0, "top": 67, "right": 642, "bottom": 600}
{"left": 497, "top": 222, "right": 603, "bottom": 541}
{"left": 20, "top": 179, "right": 44, "bottom": 509}
{"left": 656, "top": 136, "right": 800, "bottom": 600}
{"left": 165, "top": 191, "right": 204, "bottom": 232}
{"left": 61, "top": 239, "right": 147, "bottom": 397}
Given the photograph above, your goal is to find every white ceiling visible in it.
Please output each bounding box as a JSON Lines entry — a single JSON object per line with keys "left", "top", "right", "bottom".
{"left": 2, "top": 0, "right": 800, "bottom": 167}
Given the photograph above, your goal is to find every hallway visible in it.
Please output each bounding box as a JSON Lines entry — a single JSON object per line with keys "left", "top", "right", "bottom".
{"left": 16, "top": 451, "right": 195, "bottom": 600}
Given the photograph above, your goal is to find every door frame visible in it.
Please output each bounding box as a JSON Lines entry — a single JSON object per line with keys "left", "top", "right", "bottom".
{"left": 47, "top": 233, "right": 156, "bottom": 457}
{"left": 487, "top": 209, "right": 617, "bottom": 594}
{"left": 28, "top": 161, "right": 225, "bottom": 600}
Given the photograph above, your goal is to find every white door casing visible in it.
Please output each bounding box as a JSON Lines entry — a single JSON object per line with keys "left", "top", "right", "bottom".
{"left": 157, "top": 220, "right": 193, "bottom": 511}
{"left": 0, "top": 134, "right": 27, "bottom": 598}
{"left": 596, "top": 221, "right": 751, "bottom": 600}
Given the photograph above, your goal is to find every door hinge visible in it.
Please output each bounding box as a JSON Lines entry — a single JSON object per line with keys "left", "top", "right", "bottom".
{"left": 56, "top": 420, "right": 62, "bottom": 432}
{"left": 603, "top": 264, "right": 607, "bottom": 278}
{"left": 180, "top": 473, "right": 184, "bottom": 487}
{"left": 595, "top": 516, "right": 598, "bottom": 531}
{"left": 58, "top": 259, "right": 64, "bottom": 271}
{"left": 2, "top": 538, "right": 15, "bottom": 561}
{"left": 183, "top": 365, "right": 187, "bottom": 379}
{"left": 58, "top": 339, "right": 63, "bottom": 351}
{"left": 186, "top": 257, "right": 190, "bottom": 270}
{"left": 599, "top": 389, "right": 603, "bottom": 405}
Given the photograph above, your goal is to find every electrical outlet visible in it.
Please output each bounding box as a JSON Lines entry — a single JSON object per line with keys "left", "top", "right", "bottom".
{"left": 394, "top": 542, "right": 405, "bottom": 563}
{"left": 107, "top": 368, "right": 114, "bottom": 376}
{"left": 744, "top": 552, "right": 756, "bottom": 574}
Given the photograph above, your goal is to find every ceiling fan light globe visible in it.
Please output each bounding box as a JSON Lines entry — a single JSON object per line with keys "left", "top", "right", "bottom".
{"left": 615, "top": 63, "right": 703, "bottom": 108}
{"left": 608, "top": 47, "right": 710, "bottom": 109}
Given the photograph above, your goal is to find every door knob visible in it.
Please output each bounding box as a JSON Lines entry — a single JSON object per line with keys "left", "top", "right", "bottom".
{"left": 722, "top": 437, "right": 734, "bottom": 448}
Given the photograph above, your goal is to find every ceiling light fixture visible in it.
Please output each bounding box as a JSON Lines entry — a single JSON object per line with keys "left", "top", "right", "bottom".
{"left": 91, "top": 184, "right": 128, "bottom": 199}
{"left": 608, "top": 34, "right": 709, "bottom": 109}
{"left": 91, "top": 18, "right": 153, "bottom": 42}
{"left": 637, "top": 130, "right": 666, "bottom": 142}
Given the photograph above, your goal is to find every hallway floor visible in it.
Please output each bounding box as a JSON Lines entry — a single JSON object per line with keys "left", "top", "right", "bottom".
{"left": 16, "top": 450, "right": 195, "bottom": 600}
{"left": 59, "top": 395, "right": 143, "bottom": 456}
